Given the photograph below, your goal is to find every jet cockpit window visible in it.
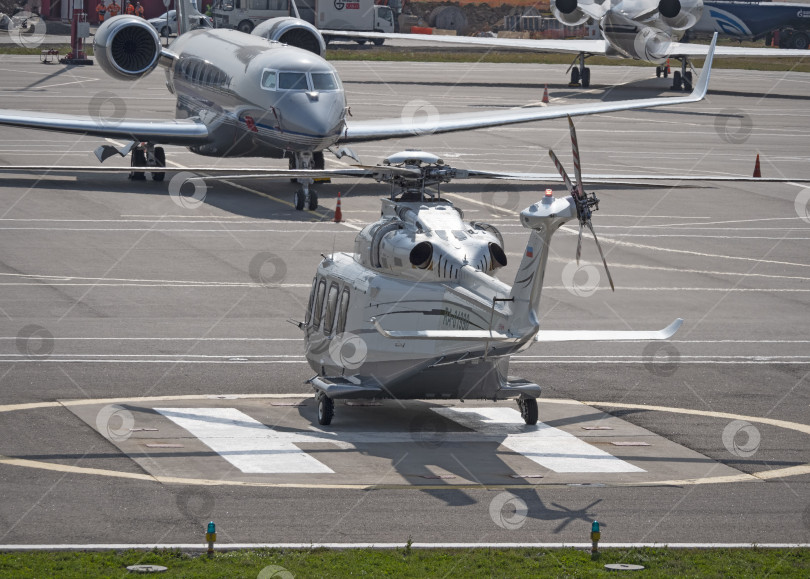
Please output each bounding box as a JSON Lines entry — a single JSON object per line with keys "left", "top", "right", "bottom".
{"left": 313, "top": 278, "right": 326, "bottom": 328}
{"left": 311, "top": 72, "right": 339, "bottom": 91}
{"left": 323, "top": 283, "right": 339, "bottom": 335}
{"left": 278, "top": 72, "right": 309, "bottom": 91}
{"left": 260, "top": 70, "right": 277, "bottom": 90}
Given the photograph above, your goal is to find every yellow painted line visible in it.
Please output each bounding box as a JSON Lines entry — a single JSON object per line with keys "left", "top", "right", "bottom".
{"left": 0, "top": 395, "right": 808, "bottom": 488}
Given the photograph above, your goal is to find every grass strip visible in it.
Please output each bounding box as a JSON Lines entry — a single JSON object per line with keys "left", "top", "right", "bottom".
{"left": 0, "top": 546, "right": 809, "bottom": 578}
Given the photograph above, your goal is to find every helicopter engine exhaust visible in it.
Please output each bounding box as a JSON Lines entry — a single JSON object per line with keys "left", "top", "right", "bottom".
{"left": 409, "top": 241, "right": 433, "bottom": 269}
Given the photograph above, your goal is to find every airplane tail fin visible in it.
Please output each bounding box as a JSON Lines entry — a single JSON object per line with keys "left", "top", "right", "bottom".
{"left": 507, "top": 193, "right": 577, "bottom": 337}
{"left": 176, "top": 0, "right": 193, "bottom": 37}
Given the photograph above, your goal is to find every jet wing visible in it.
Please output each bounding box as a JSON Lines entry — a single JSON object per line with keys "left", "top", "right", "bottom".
{"left": 322, "top": 30, "right": 606, "bottom": 55}
{"left": 341, "top": 34, "right": 714, "bottom": 143}
{"left": 0, "top": 109, "right": 210, "bottom": 145}
{"left": 667, "top": 42, "right": 809, "bottom": 59}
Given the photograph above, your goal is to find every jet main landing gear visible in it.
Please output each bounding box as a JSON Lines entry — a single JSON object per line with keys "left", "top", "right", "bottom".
{"left": 129, "top": 143, "right": 166, "bottom": 182}
{"left": 568, "top": 52, "right": 591, "bottom": 88}
{"left": 670, "top": 59, "right": 693, "bottom": 91}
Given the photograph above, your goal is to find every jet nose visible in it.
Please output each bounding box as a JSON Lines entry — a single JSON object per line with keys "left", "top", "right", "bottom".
{"left": 281, "top": 91, "right": 346, "bottom": 141}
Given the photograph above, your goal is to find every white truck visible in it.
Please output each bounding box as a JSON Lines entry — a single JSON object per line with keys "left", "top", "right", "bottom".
{"left": 212, "top": 0, "right": 395, "bottom": 44}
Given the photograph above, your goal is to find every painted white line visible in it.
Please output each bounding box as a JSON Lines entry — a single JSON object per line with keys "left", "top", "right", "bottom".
{"left": 434, "top": 407, "right": 644, "bottom": 474}
{"left": 155, "top": 408, "right": 334, "bottom": 474}
{"left": 3, "top": 543, "right": 807, "bottom": 550}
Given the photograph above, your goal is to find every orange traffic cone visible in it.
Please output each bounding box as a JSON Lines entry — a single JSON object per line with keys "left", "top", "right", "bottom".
{"left": 753, "top": 154, "right": 762, "bottom": 178}
{"left": 334, "top": 191, "right": 343, "bottom": 222}
{"left": 542, "top": 84, "right": 549, "bottom": 104}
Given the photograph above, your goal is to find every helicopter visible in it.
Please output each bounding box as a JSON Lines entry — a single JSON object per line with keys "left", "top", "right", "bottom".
{"left": 293, "top": 118, "right": 684, "bottom": 426}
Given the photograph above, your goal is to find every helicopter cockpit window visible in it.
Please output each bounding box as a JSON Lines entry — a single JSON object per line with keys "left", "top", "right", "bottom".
{"left": 278, "top": 72, "right": 308, "bottom": 91}
{"left": 323, "top": 283, "right": 339, "bottom": 335}
{"left": 337, "top": 288, "right": 350, "bottom": 334}
{"left": 311, "top": 72, "right": 339, "bottom": 91}
{"left": 260, "top": 70, "right": 277, "bottom": 90}
{"left": 313, "top": 278, "right": 326, "bottom": 328}
{"left": 305, "top": 278, "right": 316, "bottom": 325}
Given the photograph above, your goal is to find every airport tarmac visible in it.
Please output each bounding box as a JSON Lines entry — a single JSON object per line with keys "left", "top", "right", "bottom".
{"left": 0, "top": 54, "right": 809, "bottom": 547}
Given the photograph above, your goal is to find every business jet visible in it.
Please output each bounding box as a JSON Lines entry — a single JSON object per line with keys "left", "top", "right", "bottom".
{"left": 0, "top": 3, "right": 717, "bottom": 210}
{"left": 325, "top": 0, "right": 808, "bottom": 89}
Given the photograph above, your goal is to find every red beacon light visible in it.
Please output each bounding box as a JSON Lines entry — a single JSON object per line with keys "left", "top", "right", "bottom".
{"left": 544, "top": 189, "right": 553, "bottom": 197}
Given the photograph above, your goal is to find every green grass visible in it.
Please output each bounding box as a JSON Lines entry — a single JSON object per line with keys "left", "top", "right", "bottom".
{"left": 0, "top": 547, "right": 809, "bottom": 578}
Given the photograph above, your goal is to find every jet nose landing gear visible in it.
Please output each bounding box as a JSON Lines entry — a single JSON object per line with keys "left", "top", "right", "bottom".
{"left": 289, "top": 151, "right": 324, "bottom": 211}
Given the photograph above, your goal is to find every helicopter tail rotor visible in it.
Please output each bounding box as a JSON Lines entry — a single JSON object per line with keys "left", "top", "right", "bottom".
{"left": 548, "top": 116, "right": 614, "bottom": 291}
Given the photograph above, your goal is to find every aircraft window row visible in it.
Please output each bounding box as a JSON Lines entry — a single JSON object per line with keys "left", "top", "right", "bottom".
{"left": 260, "top": 69, "right": 340, "bottom": 92}
{"left": 177, "top": 58, "right": 230, "bottom": 89}
{"left": 308, "top": 276, "right": 350, "bottom": 336}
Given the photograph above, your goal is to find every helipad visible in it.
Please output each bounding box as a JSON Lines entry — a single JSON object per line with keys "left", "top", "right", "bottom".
{"left": 61, "top": 395, "right": 752, "bottom": 488}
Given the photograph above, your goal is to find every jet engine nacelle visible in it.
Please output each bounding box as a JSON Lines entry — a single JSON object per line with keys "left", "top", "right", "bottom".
{"left": 550, "top": 0, "right": 590, "bottom": 27}
{"left": 252, "top": 18, "right": 326, "bottom": 57}
{"left": 93, "top": 15, "right": 162, "bottom": 81}
{"left": 658, "top": 0, "right": 703, "bottom": 30}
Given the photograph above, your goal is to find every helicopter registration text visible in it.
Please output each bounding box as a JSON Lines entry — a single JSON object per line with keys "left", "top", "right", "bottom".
{"left": 441, "top": 307, "right": 471, "bottom": 330}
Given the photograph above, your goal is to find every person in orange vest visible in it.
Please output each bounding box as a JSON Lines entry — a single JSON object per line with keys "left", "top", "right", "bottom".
{"left": 107, "top": 0, "right": 120, "bottom": 16}
{"left": 125, "top": 1, "right": 135, "bottom": 15}
{"left": 134, "top": 1, "right": 144, "bottom": 17}
{"left": 96, "top": 0, "right": 106, "bottom": 23}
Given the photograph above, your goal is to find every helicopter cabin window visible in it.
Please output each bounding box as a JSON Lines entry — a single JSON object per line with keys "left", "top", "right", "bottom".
{"left": 305, "top": 278, "right": 316, "bottom": 326}
{"left": 260, "top": 70, "right": 277, "bottom": 90}
{"left": 312, "top": 278, "right": 327, "bottom": 329}
{"left": 336, "top": 288, "right": 350, "bottom": 334}
{"left": 311, "top": 72, "right": 339, "bottom": 91}
{"left": 323, "top": 283, "right": 340, "bottom": 336}
{"left": 278, "top": 72, "right": 309, "bottom": 91}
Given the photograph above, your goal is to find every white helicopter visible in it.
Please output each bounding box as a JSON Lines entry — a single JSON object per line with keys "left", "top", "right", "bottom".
{"left": 293, "top": 118, "right": 684, "bottom": 426}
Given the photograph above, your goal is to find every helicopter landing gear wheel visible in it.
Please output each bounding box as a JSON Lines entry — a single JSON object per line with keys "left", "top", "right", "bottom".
{"left": 129, "top": 148, "right": 146, "bottom": 181}
{"left": 151, "top": 146, "right": 165, "bottom": 182}
{"left": 518, "top": 398, "right": 538, "bottom": 425}
{"left": 317, "top": 394, "right": 334, "bottom": 426}
{"left": 294, "top": 189, "right": 305, "bottom": 211}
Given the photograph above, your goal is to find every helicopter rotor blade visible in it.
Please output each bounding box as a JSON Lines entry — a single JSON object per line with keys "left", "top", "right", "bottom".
{"left": 548, "top": 149, "right": 577, "bottom": 198}
{"left": 567, "top": 115, "right": 584, "bottom": 198}
{"left": 585, "top": 220, "right": 615, "bottom": 292}
{"left": 576, "top": 221, "right": 584, "bottom": 266}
